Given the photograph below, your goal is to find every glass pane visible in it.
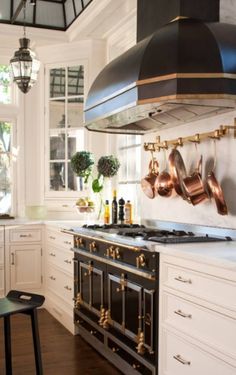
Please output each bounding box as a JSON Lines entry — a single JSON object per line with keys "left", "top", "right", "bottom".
{"left": 50, "top": 162, "right": 65, "bottom": 191}
{"left": 68, "top": 98, "right": 84, "bottom": 127}
{"left": 49, "top": 100, "right": 65, "bottom": 129}
{"left": 50, "top": 133, "right": 65, "bottom": 160}
{"left": 65, "top": 0, "right": 75, "bottom": 26}
{"left": 36, "top": 1, "right": 64, "bottom": 28}
{"left": 0, "top": 65, "right": 11, "bottom": 104}
{"left": 0, "top": 0, "right": 11, "bottom": 20}
{"left": 67, "top": 129, "right": 84, "bottom": 159}
{"left": 50, "top": 68, "right": 65, "bottom": 98}
{"left": 0, "top": 122, "right": 12, "bottom": 214}
{"left": 74, "top": 0, "right": 83, "bottom": 14}
{"left": 68, "top": 162, "right": 80, "bottom": 191}
{"left": 68, "top": 66, "right": 84, "bottom": 96}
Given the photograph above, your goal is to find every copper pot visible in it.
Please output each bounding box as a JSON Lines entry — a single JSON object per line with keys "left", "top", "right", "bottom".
{"left": 182, "top": 155, "right": 209, "bottom": 205}
{"left": 206, "top": 171, "right": 228, "bottom": 215}
{"left": 169, "top": 148, "right": 188, "bottom": 198}
{"left": 155, "top": 150, "right": 173, "bottom": 197}
{"left": 141, "top": 159, "right": 159, "bottom": 199}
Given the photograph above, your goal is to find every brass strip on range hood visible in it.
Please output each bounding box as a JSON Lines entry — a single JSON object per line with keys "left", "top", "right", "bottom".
{"left": 84, "top": 0, "right": 236, "bottom": 135}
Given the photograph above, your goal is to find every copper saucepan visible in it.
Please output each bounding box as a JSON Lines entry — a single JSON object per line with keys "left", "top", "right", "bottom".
{"left": 206, "top": 141, "right": 228, "bottom": 215}
{"left": 168, "top": 148, "right": 188, "bottom": 199}
{"left": 141, "top": 155, "right": 159, "bottom": 199}
{"left": 155, "top": 150, "right": 173, "bottom": 197}
{"left": 182, "top": 155, "right": 209, "bottom": 205}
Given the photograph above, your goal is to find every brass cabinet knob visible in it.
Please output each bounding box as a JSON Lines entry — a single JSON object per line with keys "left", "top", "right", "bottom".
{"left": 136, "top": 254, "right": 146, "bottom": 268}
{"left": 89, "top": 241, "right": 97, "bottom": 252}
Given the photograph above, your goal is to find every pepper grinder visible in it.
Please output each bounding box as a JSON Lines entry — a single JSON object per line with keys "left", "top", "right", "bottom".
{"left": 118, "top": 197, "right": 125, "bottom": 224}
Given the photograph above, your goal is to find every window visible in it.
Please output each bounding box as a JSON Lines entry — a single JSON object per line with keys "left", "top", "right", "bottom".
{"left": 117, "top": 135, "right": 141, "bottom": 220}
{"left": 0, "top": 121, "right": 14, "bottom": 214}
{"left": 0, "top": 64, "right": 16, "bottom": 215}
{"left": 46, "top": 64, "right": 85, "bottom": 195}
{"left": 0, "top": 65, "right": 11, "bottom": 104}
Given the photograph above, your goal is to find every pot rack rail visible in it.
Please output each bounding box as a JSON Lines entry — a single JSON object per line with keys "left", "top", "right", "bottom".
{"left": 144, "top": 118, "right": 236, "bottom": 152}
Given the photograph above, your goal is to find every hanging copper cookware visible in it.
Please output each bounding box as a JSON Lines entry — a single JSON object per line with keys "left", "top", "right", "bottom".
{"left": 155, "top": 149, "right": 173, "bottom": 197}
{"left": 182, "top": 154, "right": 209, "bottom": 206}
{"left": 168, "top": 148, "right": 188, "bottom": 198}
{"left": 206, "top": 140, "right": 228, "bottom": 215}
{"left": 141, "top": 153, "right": 159, "bottom": 199}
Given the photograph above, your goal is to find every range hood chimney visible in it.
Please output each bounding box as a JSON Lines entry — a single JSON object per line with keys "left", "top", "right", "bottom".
{"left": 85, "top": 0, "right": 236, "bottom": 135}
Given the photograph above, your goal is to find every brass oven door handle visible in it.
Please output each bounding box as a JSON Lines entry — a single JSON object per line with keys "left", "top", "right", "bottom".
{"left": 174, "top": 309, "right": 192, "bottom": 319}
{"left": 174, "top": 276, "right": 192, "bottom": 284}
{"left": 173, "top": 354, "right": 191, "bottom": 365}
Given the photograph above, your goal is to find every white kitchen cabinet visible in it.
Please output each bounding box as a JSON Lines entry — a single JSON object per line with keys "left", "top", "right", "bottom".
{"left": 159, "top": 254, "right": 236, "bottom": 374}
{"left": 5, "top": 225, "right": 43, "bottom": 294}
{"left": 10, "top": 244, "right": 42, "bottom": 290}
{"left": 44, "top": 225, "right": 75, "bottom": 334}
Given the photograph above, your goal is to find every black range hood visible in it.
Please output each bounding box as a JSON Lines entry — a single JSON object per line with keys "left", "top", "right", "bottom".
{"left": 84, "top": 0, "right": 236, "bottom": 135}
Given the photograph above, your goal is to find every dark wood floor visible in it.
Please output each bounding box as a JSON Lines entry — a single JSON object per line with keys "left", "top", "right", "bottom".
{"left": 0, "top": 309, "right": 121, "bottom": 375}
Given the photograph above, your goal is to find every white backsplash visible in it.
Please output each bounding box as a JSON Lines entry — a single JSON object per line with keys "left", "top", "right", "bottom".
{"left": 141, "top": 111, "right": 236, "bottom": 229}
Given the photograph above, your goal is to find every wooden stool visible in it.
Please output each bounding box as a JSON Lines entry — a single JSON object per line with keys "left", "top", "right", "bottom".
{"left": 0, "top": 290, "right": 45, "bottom": 375}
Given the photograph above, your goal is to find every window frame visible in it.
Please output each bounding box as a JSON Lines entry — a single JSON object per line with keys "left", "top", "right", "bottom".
{"left": 44, "top": 59, "right": 88, "bottom": 198}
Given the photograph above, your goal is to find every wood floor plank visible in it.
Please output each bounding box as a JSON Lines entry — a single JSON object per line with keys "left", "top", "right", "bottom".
{"left": 0, "top": 309, "right": 121, "bottom": 375}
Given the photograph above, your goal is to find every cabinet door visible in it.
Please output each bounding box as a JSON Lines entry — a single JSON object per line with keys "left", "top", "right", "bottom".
{"left": 10, "top": 244, "right": 42, "bottom": 290}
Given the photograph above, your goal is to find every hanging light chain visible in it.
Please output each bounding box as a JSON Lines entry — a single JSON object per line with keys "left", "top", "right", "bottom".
{"left": 23, "top": 0, "right": 26, "bottom": 37}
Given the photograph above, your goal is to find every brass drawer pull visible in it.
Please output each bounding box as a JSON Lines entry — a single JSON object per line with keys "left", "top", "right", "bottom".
{"left": 20, "top": 234, "right": 32, "bottom": 238}
{"left": 174, "top": 276, "right": 192, "bottom": 284}
{"left": 49, "top": 236, "right": 56, "bottom": 240}
{"left": 64, "top": 259, "right": 72, "bottom": 264}
{"left": 50, "top": 252, "right": 56, "bottom": 257}
{"left": 49, "top": 276, "right": 56, "bottom": 281}
{"left": 173, "top": 354, "right": 191, "bottom": 365}
{"left": 64, "top": 285, "right": 72, "bottom": 291}
{"left": 174, "top": 309, "right": 192, "bottom": 319}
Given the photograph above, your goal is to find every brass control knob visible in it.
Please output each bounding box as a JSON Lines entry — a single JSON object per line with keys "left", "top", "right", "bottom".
{"left": 136, "top": 254, "right": 146, "bottom": 268}
{"left": 77, "top": 237, "right": 84, "bottom": 247}
{"left": 89, "top": 241, "right": 97, "bottom": 253}
{"left": 106, "top": 245, "right": 114, "bottom": 258}
{"left": 113, "top": 247, "right": 121, "bottom": 260}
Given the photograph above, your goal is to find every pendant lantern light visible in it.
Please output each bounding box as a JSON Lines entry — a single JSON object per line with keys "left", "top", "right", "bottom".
{"left": 10, "top": 0, "right": 40, "bottom": 94}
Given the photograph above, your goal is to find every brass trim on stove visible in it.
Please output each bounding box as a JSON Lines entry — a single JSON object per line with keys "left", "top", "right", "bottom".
{"left": 73, "top": 248, "right": 156, "bottom": 280}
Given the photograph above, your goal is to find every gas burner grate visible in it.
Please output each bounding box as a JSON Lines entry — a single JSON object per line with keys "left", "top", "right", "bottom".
{"left": 148, "top": 235, "right": 232, "bottom": 244}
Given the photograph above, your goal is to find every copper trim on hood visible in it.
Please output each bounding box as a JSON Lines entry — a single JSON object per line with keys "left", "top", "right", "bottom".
{"left": 138, "top": 94, "right": 236, "bottom": 105}
{"left": 137, "top": 73, "right": 236, "bottom": 86}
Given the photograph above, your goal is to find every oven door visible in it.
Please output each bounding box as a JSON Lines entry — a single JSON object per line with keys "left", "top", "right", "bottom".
{"left": 108, "top": 269, "right": 142, "bottom": 342}
{"left": 76, "top": 257, "right": 105, "bottom": 317}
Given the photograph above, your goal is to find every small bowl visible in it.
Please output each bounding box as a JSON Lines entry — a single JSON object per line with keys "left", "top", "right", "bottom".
{"left": 76, "top": 206, "right": 95, "bottom": 213}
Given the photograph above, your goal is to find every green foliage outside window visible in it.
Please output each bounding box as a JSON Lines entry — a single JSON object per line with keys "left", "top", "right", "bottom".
{"left": 0, "top": 65, "right": 11, "bottom": 104}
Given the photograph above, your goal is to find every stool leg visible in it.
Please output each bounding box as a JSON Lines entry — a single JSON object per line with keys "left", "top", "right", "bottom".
{"left": 4, "top": 315, "right": 12, "bottom": 375}
{"left": 30, "top": 309, "right": 43, "bottom": 375}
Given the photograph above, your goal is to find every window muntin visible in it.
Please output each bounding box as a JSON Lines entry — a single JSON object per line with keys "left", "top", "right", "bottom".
{"left": 47, "top": 64, "right": 85, "bottom": 194}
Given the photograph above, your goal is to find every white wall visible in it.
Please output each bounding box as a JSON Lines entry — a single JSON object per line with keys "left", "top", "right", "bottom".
{"left": 141, "top": 111, "right": 236, "bottom": 229}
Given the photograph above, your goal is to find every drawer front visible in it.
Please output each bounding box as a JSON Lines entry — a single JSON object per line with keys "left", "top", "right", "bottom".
{"left": 46, "top": 230, "right": 73, "bottom": 250}
{"left": 0, "top": 267, "right": 4, "bottom": 297}
{"left": 162, "top": 330, "right": 236, "bottom": 375}
{"left": 9, "top": 228, "right": 41, "bottom": 243}
{"left": 47, "top": 265, "right": 73, "bottom": 305}
{"left": 47, "top": 245, "right": 73, "bottom": 274}
{"left": 163, "top": 263, "right": 236, "bottom": 311}
{"left": 163, "top": 292, "right": 236, "bottom": 359}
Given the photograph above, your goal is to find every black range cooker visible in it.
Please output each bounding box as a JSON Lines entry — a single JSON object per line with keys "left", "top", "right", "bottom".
{"left": 70, "top": 224, "right": 231, "bottom": 375}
